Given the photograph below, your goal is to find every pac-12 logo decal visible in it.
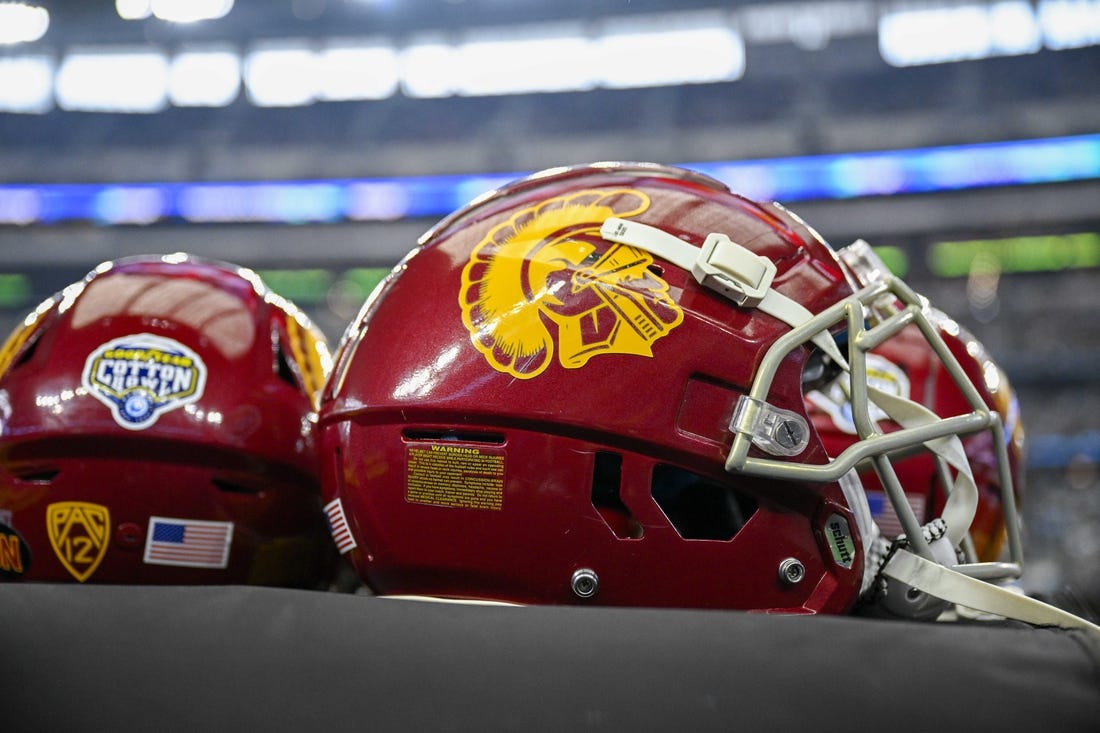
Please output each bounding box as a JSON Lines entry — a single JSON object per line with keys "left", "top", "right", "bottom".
{"left": 82, "top": 333, "right": 207, "bottom": 430}
{"left": 46, "top": 501, "right": 110, "bottom": 582}
{"left": 460, "top": 189, "right": 684, "bottom": 379}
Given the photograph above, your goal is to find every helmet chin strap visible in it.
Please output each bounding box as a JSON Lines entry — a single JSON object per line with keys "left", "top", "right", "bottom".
{"left": 880, "top": 549, "right": 1100, "bottom": 637}
{"left": 600, "top": 215, "right": 1100, "bottom": 640}
{"left": 601, "top": 217, "right": 847, "bottom": 365}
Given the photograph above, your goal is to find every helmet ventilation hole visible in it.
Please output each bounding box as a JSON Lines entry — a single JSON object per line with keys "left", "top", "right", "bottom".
{"left": 12, "top": 467, "right": 59, "bottom": 484}
{"left": 590, "top": 452, "right": 642, "bottom": 539}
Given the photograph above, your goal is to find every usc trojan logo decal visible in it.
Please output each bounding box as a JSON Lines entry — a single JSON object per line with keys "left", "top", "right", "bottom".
{"left": 47, "top": 501, "right": 110, "bottom": 582}
{"left": 459, "top": 189, "right": 683, "bottom": 378}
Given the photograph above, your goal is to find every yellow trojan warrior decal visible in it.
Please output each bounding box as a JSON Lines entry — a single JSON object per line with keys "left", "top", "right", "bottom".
{"left": 460, "top": 189, "right": 684, "bottom": 379}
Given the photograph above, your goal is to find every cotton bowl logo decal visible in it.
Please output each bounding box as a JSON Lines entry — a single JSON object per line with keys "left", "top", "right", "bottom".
{"left": 83, "top": 333, "right": 207, "bottom": 429}
{"left": 460, "top": 189, "right": 684, "bottom": 379}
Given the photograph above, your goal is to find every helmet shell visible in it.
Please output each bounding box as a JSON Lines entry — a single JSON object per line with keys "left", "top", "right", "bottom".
{"left": 319, "top": 163, "right": 866, "bottom": 612}
{"left": 0, "top": 254, "right": 334, "bottom": 586}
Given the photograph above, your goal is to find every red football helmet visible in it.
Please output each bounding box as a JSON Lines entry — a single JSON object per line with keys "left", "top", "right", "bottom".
{"left": 0, "top": 254, "right": 334, "bottom": 586}
{"left": 316, "top": 163, "right": 1022, "bottom": 616}
{"left": 807, "top": 241, "right": 1026, "bottom": 566}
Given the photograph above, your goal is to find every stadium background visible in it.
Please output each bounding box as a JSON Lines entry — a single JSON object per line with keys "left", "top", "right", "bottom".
{"left": 1, "top": 0, "right": 1098, "bottom": 608}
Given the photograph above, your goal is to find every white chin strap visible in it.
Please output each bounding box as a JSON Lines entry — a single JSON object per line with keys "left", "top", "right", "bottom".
{"left": 601, "top": 218, "right": 847, "bottom": 365}
{"left": 601, "top": 216, "right": 1100, "bottom": 640}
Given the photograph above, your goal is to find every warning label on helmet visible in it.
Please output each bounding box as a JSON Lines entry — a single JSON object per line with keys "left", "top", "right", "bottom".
{"left": 406, "top": 443, "right": 505, "bottom": 511}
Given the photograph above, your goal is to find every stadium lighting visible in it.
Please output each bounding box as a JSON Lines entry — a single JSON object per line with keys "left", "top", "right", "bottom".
{"left": 452, "top": 23, "right": 595, "bottom": 96}
{"left": 879, "top": 2, "right": 1041, "bottom": 66}
{"left": 0, "top": 3, "right": 49, "bottom": 44}
{"left": 244, "top": 43, "right": 318, "bottom": 106}
{"left": 116, "top": 0, "right": 151, "bottom": 20}
{"left": 402, "top": 14, "right": 743, "bottom": 98}
{"left": 1039, "top": 0, "right": 1100, "bottom": 49}
{"left": 4, "top": 134, "right": 1096, "bottom": 227}
{"left": 317, "top": 42, "right": 400, "bottom": 101}
{"left": 151, "top": 0, "right": 233, "bottom": 23}
{"left": 400, "top": 37, "right": 457, "bottom": 98}
{"left": 598, "top": 25, "right": 745, "bottom": 88}
{"left": 0, "top": 55, "right": 53, "bottom": 112}
{"left": 55, "top": 48, "right": 170, "bottom": 113}
{"left": 169, "top": 47, "right": 241, "bottom": 107}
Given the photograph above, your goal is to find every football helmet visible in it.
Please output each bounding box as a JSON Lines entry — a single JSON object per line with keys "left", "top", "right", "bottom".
{"left": 0, "top": 254, "right": 334, "bottom": 586}
{"left": 317, "top": 163, "right": 1094, "bottom": 633}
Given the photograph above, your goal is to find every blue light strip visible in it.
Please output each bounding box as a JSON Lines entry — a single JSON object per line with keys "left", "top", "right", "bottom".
{"left": 0, "top": 133, "right": 1097, "bottom": 226}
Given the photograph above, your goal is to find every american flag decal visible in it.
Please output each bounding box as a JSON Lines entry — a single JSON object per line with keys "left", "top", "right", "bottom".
{"left": 324, "top": 497, "right": 356, "bottom": 554}
{"left": 143, "top": 516, "right": 233, "bottom": 569}
{"left": 866, "top": 491, "right": 927, "bottom": 541}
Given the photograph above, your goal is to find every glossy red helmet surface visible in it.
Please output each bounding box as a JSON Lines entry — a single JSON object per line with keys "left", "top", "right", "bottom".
{"left": 0, "top": 254, "right": 334, "bottom": 586}
{"left": 318, "top": 163, "right": 1022, "bottom": 616}
{"left": 320, "top": 163, "right": 873, "bottom": 612}
{"left": 807, "top": 311, "right": 1026, "bottom": 563}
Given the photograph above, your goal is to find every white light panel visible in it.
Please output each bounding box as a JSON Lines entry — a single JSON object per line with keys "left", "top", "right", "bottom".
{"left": 150, "top": 0, "right": 233, "bottom": 23}
{"left": 244, "top": 44, "right": 318, "bottom": 106}
{"left": 0, "top": 55, "right": 53, "bottom": 112}
{"left": 598, "top": 27, "right": 745, "bottom": 88}
{"left": 169, "top": 48, "right": 240, "bottom": 106}
{"left": 454, "top": 23, "right": 595, "bottom": 96}
{"left": 1039, "top": 0, "right": 1100, "bottom": 49}
{"left": 317, "top": 43, "right": 399, "bottom": 101}
{"left": 399, "top": 38, "right": 457, "bottom": 98}
{"left": 879, "top": 2, "right": 1041, "bottom": 66}
{"left": 0, "top": 3, "right": 49, "bottom": 44}
{"left": 55, "top": 48, "right": 169, "bottom": 112}
{"left": 116, "top": 0, "right": 151, "bottom": 20}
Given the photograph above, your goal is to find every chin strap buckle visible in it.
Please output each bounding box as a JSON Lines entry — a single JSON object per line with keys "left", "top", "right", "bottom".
{"left": 692, "top": 232, "right": 777, "bottom": 308}
{"left": 601, "top": 217, "right": 776, "bottom": 308}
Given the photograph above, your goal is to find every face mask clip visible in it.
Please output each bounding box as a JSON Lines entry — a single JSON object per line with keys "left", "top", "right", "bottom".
{"left": 730, "top": 395, "right": 810, "bottom": 457}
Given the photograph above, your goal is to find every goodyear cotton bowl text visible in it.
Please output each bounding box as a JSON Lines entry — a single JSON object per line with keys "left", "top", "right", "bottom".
{"left": 82, "top": 333, "right": 207, "bottom": 430}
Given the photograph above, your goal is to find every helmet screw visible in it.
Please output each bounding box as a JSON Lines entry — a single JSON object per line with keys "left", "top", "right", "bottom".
{"left": 571, "top": 568, "right": 599, "bottom": 599}
{"left": 778, "top": 557, "right": 806, "bottom": 585}
{"left": 773, "top": 418, "right": 806, "bottom": 451}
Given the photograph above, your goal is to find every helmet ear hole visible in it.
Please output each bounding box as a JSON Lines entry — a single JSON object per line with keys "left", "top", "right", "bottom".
{"left": 801, "top": 345, "right": 844, "bottom": 392}
{"left": 651, "top": 464, "right": 757, "bottom": 541}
